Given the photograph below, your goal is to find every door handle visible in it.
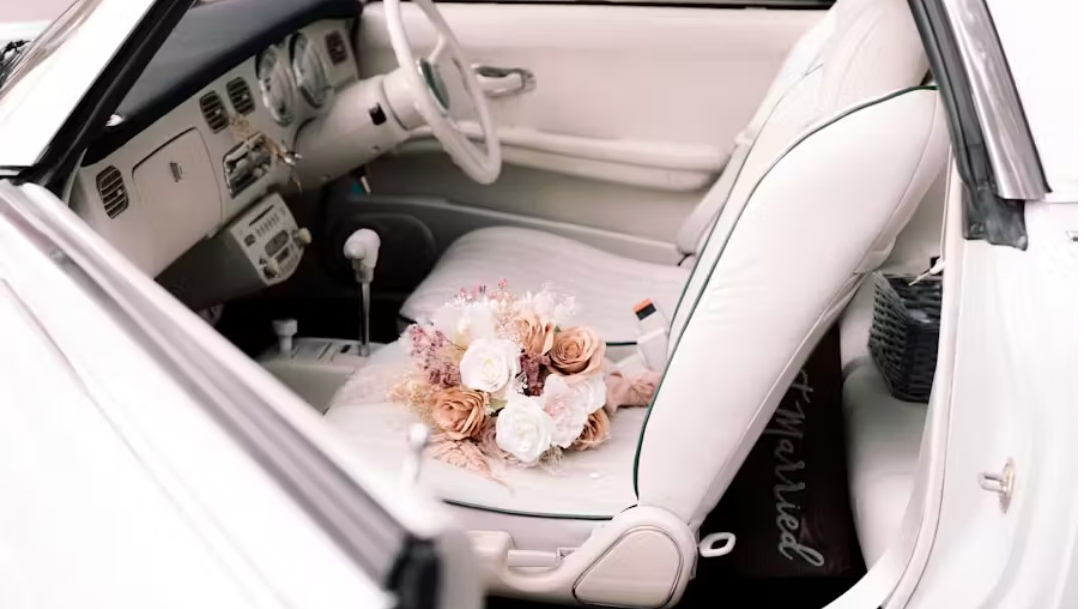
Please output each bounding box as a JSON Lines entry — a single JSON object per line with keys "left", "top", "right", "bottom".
{"left": 472, "top": 64, "right": 536, "bottom": 98}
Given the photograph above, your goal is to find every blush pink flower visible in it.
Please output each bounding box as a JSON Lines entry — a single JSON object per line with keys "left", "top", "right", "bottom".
{"left": 540, "top": 374, "right": 604, "bottom": 448}
{"left": 603, "top": 370, "right": 662, "bottom": 414}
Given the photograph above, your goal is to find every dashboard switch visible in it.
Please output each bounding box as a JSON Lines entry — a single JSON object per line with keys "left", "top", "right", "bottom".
{"left": 368, "top": 104, "right": 387, "bottom": 126}
{"left": 293, "top": 227, "right": 312, "bottom": 247}
{"left": 261, "top": 256, "right": 282, "bottom": 280}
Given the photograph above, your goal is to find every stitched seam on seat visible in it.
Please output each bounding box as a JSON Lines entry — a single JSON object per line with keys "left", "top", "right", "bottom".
{"left": 443, "top": 498, "right": 619, "bottom": 520}
{"left": 822, "top": 0, "right": 889, "bottom": 112}
{"left": 632, "top": 86, "right": 938, "bottom": 498}
{"left": 403, "top": 227, "right": 689, "bottom": 343}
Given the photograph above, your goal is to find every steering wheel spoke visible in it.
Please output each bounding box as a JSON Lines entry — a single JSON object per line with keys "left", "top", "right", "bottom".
{"left": 450, "top": 121, "right": 488, "bottom": 167}
{"left": 385, "top": 0, "right": 501, "bottom": 184}
{"left": 427, "top": 35, "right": 450, "bottom": 65}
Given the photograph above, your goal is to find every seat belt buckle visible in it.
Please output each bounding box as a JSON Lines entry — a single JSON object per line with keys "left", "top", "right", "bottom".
{"left": 633, "top": 299, "right": 669, "bottom": 372}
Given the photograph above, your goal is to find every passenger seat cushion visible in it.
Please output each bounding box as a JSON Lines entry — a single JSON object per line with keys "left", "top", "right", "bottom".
{"left": 399, "top": 227, "right": 689, "bottom": 344}
{"left": 325, "top": 341, "right": 644, "bottom": 518}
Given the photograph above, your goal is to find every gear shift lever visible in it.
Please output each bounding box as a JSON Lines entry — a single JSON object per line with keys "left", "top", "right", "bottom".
{"left": 343, "top": 229, "right": 380, "bottom": 357}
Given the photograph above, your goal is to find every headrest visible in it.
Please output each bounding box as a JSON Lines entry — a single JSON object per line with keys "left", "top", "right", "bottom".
{"left": 817, "top": 0, "right": 929, "bottom": 113}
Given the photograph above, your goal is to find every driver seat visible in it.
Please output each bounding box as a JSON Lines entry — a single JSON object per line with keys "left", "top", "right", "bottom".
{"left": 328, "top": 0, "right": 948, "bottom": 605}
{"left": 399, "top": 2, "right": 836, "bottom": 345}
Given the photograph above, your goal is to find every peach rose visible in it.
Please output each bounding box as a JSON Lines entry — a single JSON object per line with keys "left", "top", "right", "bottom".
{"left": 571, "top": 409, "right": 610, "bottom": 451}
{"left": 510, "top": 313, "right": 556, "bottom": 357}
{"left": 431, "top": 387, "right": 488, "bottom": 440}
{"left": 547, "top": 326, "right": 605, "bottom": 376}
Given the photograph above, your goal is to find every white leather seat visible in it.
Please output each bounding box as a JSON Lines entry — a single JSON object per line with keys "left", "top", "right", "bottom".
{"left": 399, "top": 0, "right": 838, "bottom": 343}
{"left": 327, "top": 0, "right": 949, "bottom": 605}
{"left": 400, "top": 226, "right": 689, "bottom": 344}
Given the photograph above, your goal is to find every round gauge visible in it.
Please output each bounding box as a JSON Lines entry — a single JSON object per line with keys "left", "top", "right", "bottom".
{"left": 290, "top": 33, "right": 331, "bottom": 108}
{"left": 256, "top": 46, "right": 295, "bottom": 126}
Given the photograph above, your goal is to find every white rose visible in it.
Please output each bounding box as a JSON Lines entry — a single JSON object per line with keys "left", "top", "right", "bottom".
{"left": 526, "top": 290, "right": 577, "bottom": 327}
{"left": 496, "top": 393, "right": 555, "bottom": 463}
{"left": 459, "top": 338, "right": 521, "bottom": 397}
{"left": 433, "top": 301, "right": 496, "bottom": 348}
{"left": 541, "top": 373, "right": 606, "bottom": 448}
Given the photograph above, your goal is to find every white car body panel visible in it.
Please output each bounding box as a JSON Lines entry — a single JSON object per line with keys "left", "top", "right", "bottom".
{"left": 0, "top": 21, "right": 48, "bottom": 46}
{"left": 0, "top": 183, "right": 393, "bottom": 609}
{"left": 905, "top": 200, "right": 1077, "bottom": 608}
{"left": 0, "top": 0, "right": 1077, "bottom": 607}
{"left": 0, "top": 0, "right": 155, "bottom": 167}
{"left": 0, "top": 181, "right": 484, "bottom": 609}
{"left": 983, "top": 0, "right": 1078, "bottom": 200}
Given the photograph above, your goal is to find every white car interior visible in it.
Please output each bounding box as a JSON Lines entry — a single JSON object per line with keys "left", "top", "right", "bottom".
{"left": 65, "top": 0, "right": 953, "bottom": 604}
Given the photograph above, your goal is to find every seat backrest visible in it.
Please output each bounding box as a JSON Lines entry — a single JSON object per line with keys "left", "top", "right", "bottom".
{"left": 635, "top": 0, "right": 949, "bottom": 527}
{"left": 674, "top": 0, "right": 932, "bottom": 263}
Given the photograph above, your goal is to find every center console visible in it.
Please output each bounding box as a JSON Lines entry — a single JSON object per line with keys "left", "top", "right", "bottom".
{"left": 259, "top": 336, "right": 381, "bottom": 412}
{"left": 158, "top": 192, "right": 311, "bottom": 309}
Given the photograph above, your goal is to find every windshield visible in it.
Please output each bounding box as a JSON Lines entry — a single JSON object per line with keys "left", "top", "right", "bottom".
{"left": 0, "top": 0, "right": 104, "bottom": 95}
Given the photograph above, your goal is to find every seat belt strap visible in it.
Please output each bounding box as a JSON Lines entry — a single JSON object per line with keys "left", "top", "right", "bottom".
{"left": 632, "top": 299, "right": 670, "bottom": 372}
{"left": 910, "top": 156, "right": 954, "bottom": 285}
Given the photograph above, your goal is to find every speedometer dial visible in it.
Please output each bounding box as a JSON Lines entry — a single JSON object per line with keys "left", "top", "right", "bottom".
{"left": 256, "top": 46, "right": 295, "bottom": 126}
{"left": 290, "top": 33, "right": 330, "bottom": 108}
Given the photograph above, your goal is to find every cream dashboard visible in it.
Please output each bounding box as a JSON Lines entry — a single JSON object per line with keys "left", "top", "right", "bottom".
{"left": 71, "top": 0, "right": 362, "bottom": 293}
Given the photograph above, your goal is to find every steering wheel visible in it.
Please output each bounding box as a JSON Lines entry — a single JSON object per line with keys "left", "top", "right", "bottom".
{"left": 383, "top": 0, "right": 502, "bottom": 184}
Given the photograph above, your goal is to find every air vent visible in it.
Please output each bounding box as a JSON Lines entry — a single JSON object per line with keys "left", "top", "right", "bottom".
{"left": 199, "top": 91, "right": 228, "bottom": 132}
{"left": 95, "top": 166, "right": 128, "bottom": 219}
{"left": 226, "top": 78, "right": 255, "bottom": 115}
{"left": 325, "top": 31, "right": 347, "bottom": 65}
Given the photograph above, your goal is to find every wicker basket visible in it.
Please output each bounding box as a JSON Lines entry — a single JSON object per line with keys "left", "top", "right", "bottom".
{"left": 868, "top": 272, "right": 942, "bottom": 402}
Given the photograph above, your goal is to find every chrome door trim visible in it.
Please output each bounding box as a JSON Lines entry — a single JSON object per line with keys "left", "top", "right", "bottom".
{"left": 940, "top": 0, "right": 1047, "bottom": 201}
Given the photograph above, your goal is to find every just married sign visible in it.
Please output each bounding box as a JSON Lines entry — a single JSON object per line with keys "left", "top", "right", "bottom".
{"left": 695, "top": 327, "right": 865, "bottom": 580}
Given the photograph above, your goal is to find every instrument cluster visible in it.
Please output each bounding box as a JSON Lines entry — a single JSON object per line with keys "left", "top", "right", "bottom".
{"left": 255, "top": 32, "right": 333, "bottom": 128}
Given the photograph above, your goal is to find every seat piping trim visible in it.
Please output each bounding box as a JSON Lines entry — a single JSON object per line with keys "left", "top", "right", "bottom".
{"left": 443, "top": 498, "right": 621, "bottom": 521}
{"left": 631, "top": 85, "right": 939, "bottom": 498}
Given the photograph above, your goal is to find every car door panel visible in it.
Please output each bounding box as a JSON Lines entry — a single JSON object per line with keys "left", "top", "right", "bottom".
{"left": 0, "top": 180, "right": 481, "bottom": 609}
{"left": 356, "top": 3, "right": 822, "bottom": 250}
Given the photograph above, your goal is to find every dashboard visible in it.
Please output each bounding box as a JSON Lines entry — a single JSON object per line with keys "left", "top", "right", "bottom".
{"left": 70, "top": 0, "right": 363, "bottom": 296}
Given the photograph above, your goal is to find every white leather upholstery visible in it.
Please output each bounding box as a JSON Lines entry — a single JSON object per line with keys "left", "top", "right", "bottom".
{"left": 639, "top": 90, "right": 947, "bottom": 526}
{"left": 328, "top": 1, "right": 949, "bottom": 604}
{"left": 842, "top": 360, "right": 926, "bottom": 564}
{"left": 400, "top": 226, "right": 689, "bottom": 343}
{"left": 675, "top": 13, "right": 834, "bottom": 255}
{"left": 400, "top": 3, "right": 832, "bottom": 338}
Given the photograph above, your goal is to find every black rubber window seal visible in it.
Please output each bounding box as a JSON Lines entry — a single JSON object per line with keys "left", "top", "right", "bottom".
{"left": 906, "top": 0, "right": 1035, "bottom": 250}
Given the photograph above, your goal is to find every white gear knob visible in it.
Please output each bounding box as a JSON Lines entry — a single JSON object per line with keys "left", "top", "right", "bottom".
{"left": 343, "top": 228, "right": 381, "bottom": 270}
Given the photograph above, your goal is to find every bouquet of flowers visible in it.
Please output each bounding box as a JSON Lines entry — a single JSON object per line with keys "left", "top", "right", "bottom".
{"left": 390, "top": 281, "right": 654, "bottom": 475}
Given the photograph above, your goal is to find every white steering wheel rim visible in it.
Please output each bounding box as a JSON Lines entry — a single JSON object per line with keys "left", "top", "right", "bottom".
{"left": 383, "top": 0, "right": 501, "bottom": 184}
